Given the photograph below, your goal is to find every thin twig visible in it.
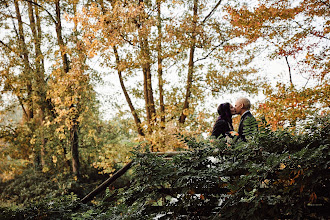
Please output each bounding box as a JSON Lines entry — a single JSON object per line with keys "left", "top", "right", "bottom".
{"left": 22, "top": 0, "right": 57, "bottom": 25}
{"left": 285, "top": 56, "right": 294, "bottom": 87}
{"left": 0, "top": 40, "right": 23, "bottom": 59}
{"left": 318, "top": 0, "right": 330, "bottom": 8}
{"left": 202, "top": 0, "right": 223, "bottom": 23}
{"left": 194, "top": 41, "right": 227, "bottom": 63}
{"left": 293, "top": 20, "right": 330, "bottom": 40}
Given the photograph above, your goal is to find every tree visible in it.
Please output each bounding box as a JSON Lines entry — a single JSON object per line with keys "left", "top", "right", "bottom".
{"left": 77, "top": 0, "right": 261, "bottom": 144}
{"left": 225, "top": 0, "right": 330, "bottom": 128}
{"left": 0, "top": 0, "right": 102, "bottom": 178}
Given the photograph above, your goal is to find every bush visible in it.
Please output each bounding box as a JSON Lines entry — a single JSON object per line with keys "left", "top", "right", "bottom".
{"left": 97, "top": 115, "right": 329, "bottom": 219}
{"left": 1, "top": 115, "right": 329, "bottom": 219}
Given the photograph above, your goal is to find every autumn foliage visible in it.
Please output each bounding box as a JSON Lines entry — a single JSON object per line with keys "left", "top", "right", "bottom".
{"left": 0, "top": 0, "right": 329, "bottom": 218}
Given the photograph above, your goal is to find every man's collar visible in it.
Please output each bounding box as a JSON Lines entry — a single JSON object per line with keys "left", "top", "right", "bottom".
{"left": 241, "top": 110, "right": 250, "bottom": 118}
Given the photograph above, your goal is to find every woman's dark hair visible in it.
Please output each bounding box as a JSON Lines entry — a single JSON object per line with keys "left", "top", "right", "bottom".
{"left": 217, "top": 102, "right": 232, "bottom": 123}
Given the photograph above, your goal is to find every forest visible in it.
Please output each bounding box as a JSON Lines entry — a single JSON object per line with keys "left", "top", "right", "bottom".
{"left": 0, "top": 0, "right": 329, "bottom": 219}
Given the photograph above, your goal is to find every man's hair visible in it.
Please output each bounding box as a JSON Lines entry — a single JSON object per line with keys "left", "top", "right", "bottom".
{"left": 237, "top": 97, "right": 251, "bottom": 110}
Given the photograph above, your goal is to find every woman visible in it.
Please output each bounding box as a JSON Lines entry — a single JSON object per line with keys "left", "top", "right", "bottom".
{"left": 211, "top": 102, "right": 236, "bottom": 139}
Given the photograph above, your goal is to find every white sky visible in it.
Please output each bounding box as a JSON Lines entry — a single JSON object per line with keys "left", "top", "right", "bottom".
{"left": 94, "top": 54, "right": 313, "bottom": 121}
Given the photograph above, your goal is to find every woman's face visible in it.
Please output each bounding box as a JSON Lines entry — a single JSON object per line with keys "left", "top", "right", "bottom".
{"left": 230, "top": 104, "right": 236, "bottom": 115}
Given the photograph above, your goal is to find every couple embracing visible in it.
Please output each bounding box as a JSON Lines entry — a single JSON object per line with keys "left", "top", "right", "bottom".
{"left": 211, "top": 97, "right": 257, "bottom": 142}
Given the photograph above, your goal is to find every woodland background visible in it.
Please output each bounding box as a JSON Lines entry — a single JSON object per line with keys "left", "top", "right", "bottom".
{"left": 0, "top": 0, "right": 329, "bottom": 219}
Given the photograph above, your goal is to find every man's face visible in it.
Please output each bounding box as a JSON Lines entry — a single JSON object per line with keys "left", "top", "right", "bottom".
{"left": 235, "top": 100, "right": 243, "bottom": 115}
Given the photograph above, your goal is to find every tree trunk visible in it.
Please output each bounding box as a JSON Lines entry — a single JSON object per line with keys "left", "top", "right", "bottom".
{"left": 14, "top": 0, "right": 34, "bottom": 121}
{"left": 103, "top": 0, "right": 145, "bottom": 136}
{"left": 14, "top": 0, "right": 39, "bottom": 169}
{"left": 55, "top": 0, "right": 69, "bottom": 73}
{"left": 285, "top": 56, "right": 294, "bottom": 88}
{"left": 113, "top": 46, "right": 145, "bottom": 136}
{"left": 55, "top": 0, "right": 80, "bottom": 177}
{"left": 157, "top": 0, "right": 165, "bottom": 129}
{"left": 28, "top": 0, "right": 48, "bottom": 168}
{"left": 143, "top": 66, "right": 152, "bottom": 132}
{"left": 139, "top": 0, "right": 156, "bottom": 134}
{"left": 141, "top": 39, "right": 155, "bottom": 133}
{"left": 71, "top": 115, "right": 80, "bottom": 177}
{"left": 179, "top": 0, "right": 198, "bottom": 124}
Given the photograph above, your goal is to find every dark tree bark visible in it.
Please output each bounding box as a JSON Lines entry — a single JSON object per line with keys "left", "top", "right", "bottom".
{"left": 55, "top": 0, "right": 69, "bottom": 73}
{"left": 71, "top": 116, "right": 80, "bottom": 177}
{"left": 28, "top": 0, "right": 48, "bottom": 168}
{"left": 157, "top": 0, "right": 165, "bottom": 129}
{"left": 114, "top": 46, "right": 145, "bottom": 136}
{"left": 138, "top": 0, "right": 156, "bottom": 134}
{"left": 179, "top": 0, "right": 198, "bottom": 124}
{"left": 14, "top": 0, "right": 34, "bottom": 121}
{"left": 55, "top": 0, "right": 80, "bottom": 177}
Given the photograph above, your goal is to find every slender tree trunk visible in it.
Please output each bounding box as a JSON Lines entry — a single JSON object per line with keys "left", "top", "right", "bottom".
{"left": 55, "top": 0, "right": 69, "bottom": 73}
{"left": 113, "top": 46, "right": 145, "bottom": 136}
{"left": 55, "top": 0, "right": 80, "bottom": 177}
{"left": 14, "top": 0, "right": 39, "bottom": 169}
{"left": 143, "top": 65, "right": 152, "bottom": 133}
{"left": 157, "top": 0, "right": 165, "bottom": 129}
{"left": 14, "top": 0, "right": 33, "bottom": 121}
{"left": 179, "top": 0, "right": 198, "bottom": 124}
{"left": 72, "top": 2, "right": 82, "bottom": 178}
{"left": 28, "top": 0, "right": 48, "bottom": 168}
{"left": 139, "top": 3, "right": 156, "bottom": 133}
{"left": 103, "top": 0, "right": 145, "bottom": 136}
{"left": 71, "top": 115, "right": 80, "bottom": 177}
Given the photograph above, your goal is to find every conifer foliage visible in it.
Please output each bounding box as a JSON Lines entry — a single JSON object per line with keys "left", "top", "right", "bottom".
{"left": 99, "top": 115, "right": 329, "bottom": 219}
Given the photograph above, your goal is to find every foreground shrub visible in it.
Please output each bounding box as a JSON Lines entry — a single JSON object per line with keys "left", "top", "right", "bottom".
{"left": 1, "top": 115, "right": 329, "bottom": 219}
{"left": 98, "top": 115, "right": 329, "bottom": 219}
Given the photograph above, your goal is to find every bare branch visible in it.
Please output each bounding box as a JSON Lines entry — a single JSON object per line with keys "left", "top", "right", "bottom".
{"left": 294, "top": 20, "right": 330, "bottom": 40}
{"left": 5, "top": 81, "right": 29, "bottom": 119}
{"left": 120, "top": 34, "right": 136, "bottom": 47}
{"left": 0, "top": 40, "right": 23, "bottom": 59}
{"left": 22, "top": 0, "right": 57, "bottom": 25}
{"left": 318, "top": 0, "right": 330, "bottom": 8}
{"left": 202, "top": 0, "right": 223, "bottom": 23}
{"left": 285, "top": 56, "right": 294, "bottom": 87}
{"left": 194, "top": 41, "right": 227, "bottom": 63}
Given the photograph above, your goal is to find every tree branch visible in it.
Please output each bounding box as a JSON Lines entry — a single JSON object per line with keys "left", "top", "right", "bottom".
{"left": 0, "top": 40, "right": 24, "bottom": 59}
{"left": 202, "top": 0, "right": 223, "bottom": 23}
{"left": 120, "top": 34, "right": 136, "bottom": 47}
{"left": 285, "top": 56, "right": 294, "bottom": 87}
{"left": 318, "top": 0, "right": 330, "bottom": 8}
{"left": 194, "top": 41, "right": 226, "bottom": 63}
{"left": 22, "top": 0, "right": 57, "bottom": 25}
{"left": 81, "top": 160, "right": 134, "bottom": 204}
{"left": 6, "top": 83, "right": 29, "bottom": 119}
{"left": 294, "top": 20, "right": 330, "bottom": 40}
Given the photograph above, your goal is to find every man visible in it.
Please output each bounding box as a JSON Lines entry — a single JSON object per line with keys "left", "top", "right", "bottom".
{"left": 235, "top": 97, "right": 257, "bottom": 141}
